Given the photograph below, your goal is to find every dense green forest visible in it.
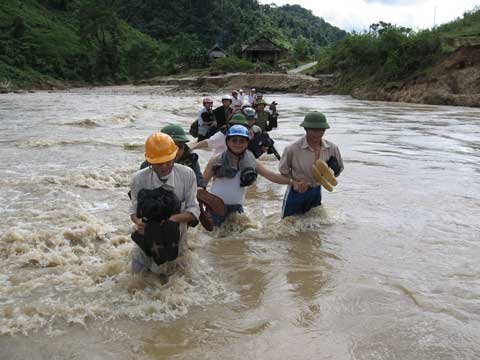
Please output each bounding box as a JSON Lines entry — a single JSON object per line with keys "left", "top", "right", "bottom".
{"left": 0, "top": 0, "right": 346, "bottom": 88}
{"left": 313, "top": 7, "right": 480, "bottom": 88}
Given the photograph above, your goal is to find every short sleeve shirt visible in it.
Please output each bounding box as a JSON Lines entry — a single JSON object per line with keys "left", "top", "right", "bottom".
{"left": 278, "top": 135, "right": 344, "bottom": 184}
{"left": 206, "top": 131, "right": 227, "bottom": 155}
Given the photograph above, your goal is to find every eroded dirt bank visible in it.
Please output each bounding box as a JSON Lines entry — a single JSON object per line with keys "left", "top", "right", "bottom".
{"left": 351, "top": 45, "right": 480, "bottom": 107}
{"left": 137, "top": 72, "right": 336, "bottom": 95}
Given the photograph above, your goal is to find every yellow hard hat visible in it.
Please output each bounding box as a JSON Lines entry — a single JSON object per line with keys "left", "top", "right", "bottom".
{"left": 144, "top": 133, "right": 178, "bottom": 164}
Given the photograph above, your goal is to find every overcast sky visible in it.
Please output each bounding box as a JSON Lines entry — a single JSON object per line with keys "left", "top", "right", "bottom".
{"left": 258, "top": 0, "right": 479, "bottom": 31}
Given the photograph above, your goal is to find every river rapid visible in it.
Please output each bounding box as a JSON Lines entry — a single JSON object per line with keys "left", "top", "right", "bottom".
{"left": 0, "top": 86, "right": 479, "bottom": 359}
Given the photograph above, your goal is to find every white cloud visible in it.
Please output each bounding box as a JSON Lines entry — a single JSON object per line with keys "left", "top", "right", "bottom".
{"left": 259, "top": 0, "right": 479, "bottom": 31}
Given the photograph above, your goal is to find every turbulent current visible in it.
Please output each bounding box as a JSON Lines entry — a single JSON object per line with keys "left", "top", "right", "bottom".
{"left": 0, "top": 86, "right": 479, "bottom": 359}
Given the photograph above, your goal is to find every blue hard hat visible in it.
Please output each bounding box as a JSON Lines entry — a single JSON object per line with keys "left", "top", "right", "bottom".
{"left": 226, "top": 125, "right": 249, "bottom": 139}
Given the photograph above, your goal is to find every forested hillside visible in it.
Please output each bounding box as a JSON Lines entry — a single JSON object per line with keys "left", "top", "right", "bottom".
{"left": 0, "top": 0, "right": 346, "bottom": 89}
{"left": 119, "top": 1, "right": 345, "bottom": 53}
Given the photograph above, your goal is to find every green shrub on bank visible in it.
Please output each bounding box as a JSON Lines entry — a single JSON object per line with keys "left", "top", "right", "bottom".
{"left": 315, "top": 22, "right": 442, "bottom": 82}
{"left": 211, "top": 56, "right": 255, "bottom": 72}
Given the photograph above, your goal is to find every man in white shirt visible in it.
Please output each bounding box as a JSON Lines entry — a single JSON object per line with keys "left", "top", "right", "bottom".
{"left": 129, "top": 133, "right": 200, "bottom": 273}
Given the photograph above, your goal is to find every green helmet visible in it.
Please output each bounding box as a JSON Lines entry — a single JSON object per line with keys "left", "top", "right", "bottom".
{"left": 161, "top": 124, "right": 190, "bottom": 143}
{"left": 300, "top": 112, "right": 330, "bottom": 129}
{"left": 254, "top": 99, "right": 267, "bottom": 107}
{"left": 229, "top": 113, "right": 248, "bottom": 126}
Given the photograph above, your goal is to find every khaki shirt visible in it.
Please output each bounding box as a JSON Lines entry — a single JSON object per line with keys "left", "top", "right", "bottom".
{"left": 279, "top": 136, "right": 344, "bottom": 184}
{"left": 129, "top": 164, "right": 200, "bottom": 220}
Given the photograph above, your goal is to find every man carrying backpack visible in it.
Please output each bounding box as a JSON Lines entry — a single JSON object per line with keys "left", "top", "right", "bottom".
{"left": 129, "top": 133, "right": 200, "bottom": 273}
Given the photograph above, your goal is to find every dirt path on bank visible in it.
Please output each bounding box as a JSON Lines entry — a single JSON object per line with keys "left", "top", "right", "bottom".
{"left": 287, "top": 61, "right": 318, "bottom": 74}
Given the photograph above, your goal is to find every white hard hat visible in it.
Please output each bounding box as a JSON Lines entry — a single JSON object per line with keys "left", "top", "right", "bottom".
{"left": 241, "top": 100, "right": 251, "bottom": 108}
{"left": 222, "top": 94, "right": 233, "bottom": 101}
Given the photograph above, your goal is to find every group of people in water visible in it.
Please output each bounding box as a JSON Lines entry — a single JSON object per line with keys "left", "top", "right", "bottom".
{"left": 129, "top": 90, "right": 344, "bottom": 273}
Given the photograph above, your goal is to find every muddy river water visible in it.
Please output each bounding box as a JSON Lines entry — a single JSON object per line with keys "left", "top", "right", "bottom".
{"left": 0, "top": 86, "right": 479, "bottom": 359}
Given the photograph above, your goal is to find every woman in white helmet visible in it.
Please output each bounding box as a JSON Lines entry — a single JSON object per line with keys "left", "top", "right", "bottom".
{"left": 203, "top": 125, "right": 303, "bottom": 226}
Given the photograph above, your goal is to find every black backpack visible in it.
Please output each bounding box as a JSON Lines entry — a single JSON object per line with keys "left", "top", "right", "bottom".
{"left": 189, "top": 119, "right": 199, "bottom": 138}
{"left": 132, "top": 187, "right": 182, "bottom": 265}
{"left": 136, "top": 187, "right": 181, "bottom": 222}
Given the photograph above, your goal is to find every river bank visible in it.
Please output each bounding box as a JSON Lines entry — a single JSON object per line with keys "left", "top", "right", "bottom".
{"left": 135, "top": 45, "right": 480, "bottom": 108}
{"left": 3, "top": 45, "right": 479, "bottom": 107}
{"left": 350, "top": 45, "right": 480, "bottom": 108}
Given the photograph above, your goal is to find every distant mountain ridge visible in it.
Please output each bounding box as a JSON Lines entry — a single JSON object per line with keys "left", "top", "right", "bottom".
{"left": 0, "top": 0, "right": 346, "bottom": 89}
{"left": 118, "top": 1, "right": 346, "bottom": 49}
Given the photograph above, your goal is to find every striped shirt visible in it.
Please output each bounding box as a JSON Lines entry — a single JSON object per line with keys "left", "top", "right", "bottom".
{"left": 279, "top": 135, "right": 344, "bottom": 184}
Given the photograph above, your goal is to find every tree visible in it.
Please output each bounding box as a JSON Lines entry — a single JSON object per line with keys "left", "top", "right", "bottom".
{"left": 293, "top": 36, "right": 314, "bottom": 61}
{"left": 78, "top": 0, "right": 123, "bottom": 80}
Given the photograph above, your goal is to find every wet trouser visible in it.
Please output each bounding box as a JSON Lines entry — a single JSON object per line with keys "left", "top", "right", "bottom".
{"left": 211, "top": 204, "right": 244, "bottom": 226}
{"left": 282, "top": 186, "right": 321, "bottom": 218}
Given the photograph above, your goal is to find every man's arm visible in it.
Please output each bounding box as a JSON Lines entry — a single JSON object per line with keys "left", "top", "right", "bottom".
{"left": 170, "top": 169, "right": 199, "bottom": 223}
{"left": 129, "top": 173, "right": 145, "bottom": 233}
{"left": 277, "top": 146, "right": 309, "bottom": 193}
{"left": 202, "top": 155, "right": 218, "bottom": 185}
{"left": 190, "top": 139, "right": 209, "bottom": 150}
{"left": 334, "top": 146, "right": 344, "bottom": 176}
{"left": 169, "top": 212, "right": 196, "bottom": 223}
{"left": 257, "top": 161, "right": 306, "bottom": 191}
{"left": 278, "top": 145, "right": 292, "bottom": 177}
{"left": 130, "top": 214, "right": 145, "bottom": 233}
{"left": 256, "top": 161, "right": 290, "bottom": 184}
{"left": 191, "top": 159, "right": 207, "bottom": 188}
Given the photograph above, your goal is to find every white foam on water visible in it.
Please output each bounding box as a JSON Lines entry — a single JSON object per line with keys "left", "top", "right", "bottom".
{"left": 110, "top": 113, "right": 136, "bottom": 124}
{"left": 123, "top": 142, "right": 144, "bottom": 151}
{"left": 0, "top": 214, "right": 236, "bottom": 335}
{"left": 42, "top": 169, "right": 132, "bottom": 190}
{"left": 207, "top": 205, "right": 345, "bottom": 242}
{"left": 65, "top": 119, "right": 99, "bottom": 127}
{"left": 16, "top": 139, "right": 73, "bottom": 148}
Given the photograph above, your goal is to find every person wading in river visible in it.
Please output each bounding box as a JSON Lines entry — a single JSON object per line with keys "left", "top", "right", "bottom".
{"left": 197, "top": 96, "right": 217, "bottom": 141}
{"left": 129, "top": 133, "right": 200, "bottom": 273}
{"left": 254, "top": 98, "right": 278, "bottom": 132}
{"left": 279, "top": 112, "right": 344, "bottom": 218}
{"left": 203, "top": 125, "right": 303, "bottom": 226}
{"left": 213, "top": 95, "right": 233, "bottom": 128}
